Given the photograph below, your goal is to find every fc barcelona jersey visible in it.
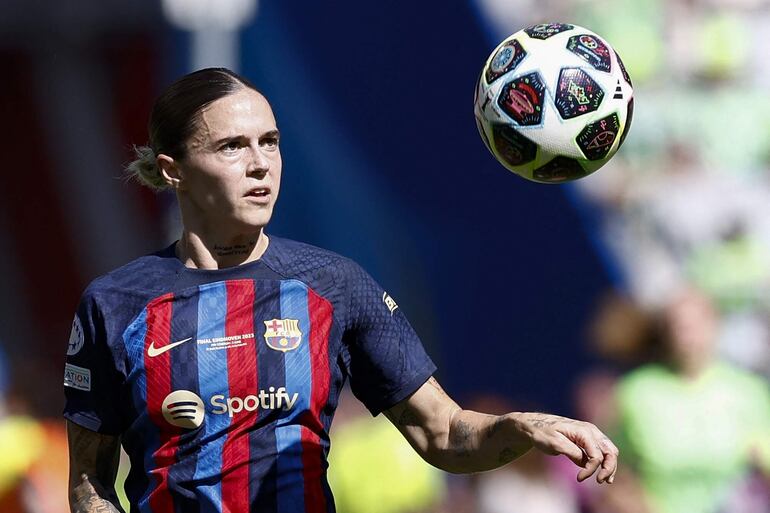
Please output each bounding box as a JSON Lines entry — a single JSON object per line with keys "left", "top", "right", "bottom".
{"left": 63, "top": 236, "right": 436, "bottom": 513}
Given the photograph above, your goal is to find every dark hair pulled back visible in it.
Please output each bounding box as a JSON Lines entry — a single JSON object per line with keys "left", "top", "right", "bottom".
{"left": 127, "top": 67, "right": 260, "bottom": 191}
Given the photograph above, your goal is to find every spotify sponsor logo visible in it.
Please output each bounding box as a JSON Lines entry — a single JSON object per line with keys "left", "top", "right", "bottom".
{"left": 162, "top": 387, "right": 299, "bottom": 427}
{"left": 210, "top": 387, "right": 299, "bottom": 417}
{"left": 162, "top": 390, "right": 205, "bottom": 429}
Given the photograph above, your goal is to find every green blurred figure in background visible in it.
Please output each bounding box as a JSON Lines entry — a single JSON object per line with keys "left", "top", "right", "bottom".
{"left": 608, "top": 287, "right": 770, "bottom": 513}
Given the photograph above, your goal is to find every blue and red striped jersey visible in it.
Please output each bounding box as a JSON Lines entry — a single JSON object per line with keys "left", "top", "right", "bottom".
{"left": 63, "top": 236, "right": 436, "bottom": 513}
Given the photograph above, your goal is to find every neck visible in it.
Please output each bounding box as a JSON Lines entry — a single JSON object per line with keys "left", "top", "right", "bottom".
{"left": 672, "top": 356, "right": 711, "bottom": 381}
{"left": 176, "top": 229, "right": 269, "bottom": 269}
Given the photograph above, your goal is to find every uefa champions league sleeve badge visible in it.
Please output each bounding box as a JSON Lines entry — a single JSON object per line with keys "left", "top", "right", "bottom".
{"left": 67, "top": 315, "right": 85, "bottom": 356}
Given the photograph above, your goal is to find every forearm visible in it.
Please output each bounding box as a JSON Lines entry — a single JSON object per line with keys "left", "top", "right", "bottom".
{"left": 385, "top": 378, "right": 536, "bottom": 473}
{"left": 386, "top": 377, "right": 618, "bottom": 482}
{"left": 431, "top": 409, "right": 533, "bottom": 473}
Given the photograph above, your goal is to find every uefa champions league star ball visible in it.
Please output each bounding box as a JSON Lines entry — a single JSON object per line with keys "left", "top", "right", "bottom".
{"left": 474, "top": 23, "right": 634, "bottom": 183}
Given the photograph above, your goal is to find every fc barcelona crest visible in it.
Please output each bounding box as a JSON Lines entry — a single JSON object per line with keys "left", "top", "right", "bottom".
{"left": 263, "top": 319, "right": 302, "bottom": 352}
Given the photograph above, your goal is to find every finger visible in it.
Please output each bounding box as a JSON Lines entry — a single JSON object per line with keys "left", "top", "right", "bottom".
{"left": 597, "top": 438, "right": 619, "bottom": 484}
{"left": 595, "top": 449, "right": 615, "bottom": 483}
{"left": 576, "top": 437, "right": 604, "bottom": 482}
{"left": 592, "top": 442, "right": 610, "bottom": 483}
{"left": 590, "top": 435, "right": 618, "bottom": 484}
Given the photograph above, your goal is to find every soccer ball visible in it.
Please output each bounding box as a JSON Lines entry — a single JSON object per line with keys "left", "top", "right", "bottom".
{"left": 474, "top": 23, "right": 634, "bottom": 183}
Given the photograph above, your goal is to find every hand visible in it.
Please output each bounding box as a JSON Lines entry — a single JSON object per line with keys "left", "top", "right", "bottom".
{"left": 513, "top": 412, "right": 619, "bottom": 484}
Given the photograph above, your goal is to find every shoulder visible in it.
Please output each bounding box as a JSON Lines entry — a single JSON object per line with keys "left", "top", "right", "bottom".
{"left": 80, "top": 244, "right": 179, "bottom": 311}
{"left": 263, "top": 235, "right": 366, "bottom": 283}
{"left": 710, "top": 362, "right": 769, "bottom": 396}
{"left": 619, "top": 363, "right": 670, "bottom": 385}
{"left": 263, "top": 236, "right": 385, "bottom": 324}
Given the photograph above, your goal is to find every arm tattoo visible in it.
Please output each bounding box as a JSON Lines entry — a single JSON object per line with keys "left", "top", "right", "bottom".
{"left": 449, "top": 419, "right": 474, "bottom": 458}
{"left": 531, "top": 415, "right": 559, "bottom": 429}
{"left": 383, "top": 404, "right": 420, "bottom": 427}
{"left": 385, "top": 377, "right": 448, "bottom": 428}
{"left": 486, "top": 415, "right": 506, "bottom": 440}
{"left": 71, "top": 492, "right": 122, "bottom": 513}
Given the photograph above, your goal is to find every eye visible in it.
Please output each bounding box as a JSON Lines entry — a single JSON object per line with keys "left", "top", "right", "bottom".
{"left": 219, "top": 140, "right": 243, "bottom": 153}
{"left": 260, "top": 133, "right": 280, "bottom": 150}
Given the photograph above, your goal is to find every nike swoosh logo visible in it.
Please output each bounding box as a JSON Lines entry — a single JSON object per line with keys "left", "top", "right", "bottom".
{"left": 147, "top": 337, "right": 193, "bottom": 357}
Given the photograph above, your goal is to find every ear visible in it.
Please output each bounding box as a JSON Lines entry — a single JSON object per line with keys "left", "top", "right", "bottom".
{"left": 157, "top": 154, "right": 184, "bottom": 190}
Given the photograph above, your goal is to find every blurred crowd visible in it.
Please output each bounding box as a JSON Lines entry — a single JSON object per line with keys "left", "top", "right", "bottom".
{"left": 570, "top": 0, "right": 770, "bottom": 379}
{"left": 1, "top": 0, "right": 769, "bottom": 511}
{"left": 325, "top": 286, "right": 770, "bottom": 513}
{"left": 329, "top": 1, "right": 770, "bottom": 513}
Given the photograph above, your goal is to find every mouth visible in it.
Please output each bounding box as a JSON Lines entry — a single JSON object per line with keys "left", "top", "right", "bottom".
{"left": 245, "top": 186, "right": 271, "bottom": 202}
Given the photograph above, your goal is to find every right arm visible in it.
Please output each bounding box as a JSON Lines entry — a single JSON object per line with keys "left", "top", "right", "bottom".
{"left": 67, "top": 420, "right": 124, "bottom": 513}
{"left": 384, "top": 376, "right": 618, "bottom": 481}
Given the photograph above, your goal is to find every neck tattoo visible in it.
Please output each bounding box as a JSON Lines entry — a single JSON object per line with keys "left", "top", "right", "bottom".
{"left": 213, "top": 240, "right": 257, "bottom": 257}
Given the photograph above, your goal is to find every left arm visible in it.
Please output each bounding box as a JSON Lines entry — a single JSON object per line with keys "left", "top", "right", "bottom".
{"left": 384, "top": 376, "right": 618, "bottom": 482}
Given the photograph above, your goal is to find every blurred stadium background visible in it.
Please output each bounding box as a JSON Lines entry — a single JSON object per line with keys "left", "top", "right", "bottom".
{"left": 0, "top": 0, "right": 769, "bottom": 511}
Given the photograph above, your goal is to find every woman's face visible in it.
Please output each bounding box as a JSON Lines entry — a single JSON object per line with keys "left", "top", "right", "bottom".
{"left": 664, "top": 289, "right": 717, "bottom": 371}
{"left": 176, "top": 88, "right": 281, "bottom": 234}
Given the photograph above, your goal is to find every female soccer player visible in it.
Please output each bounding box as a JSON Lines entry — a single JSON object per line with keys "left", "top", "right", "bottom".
{"left": 64, "top": 68, "right": 618, "bottom": 513}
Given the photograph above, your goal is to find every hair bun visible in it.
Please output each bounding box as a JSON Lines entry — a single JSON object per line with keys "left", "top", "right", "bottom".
{"left": 126, "top": 145, "right": 168, "bottom": 191}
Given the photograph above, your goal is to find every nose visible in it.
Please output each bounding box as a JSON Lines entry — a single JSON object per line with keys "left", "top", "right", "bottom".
{"left": 248, "top": 146, "right": 270, "bottom": 177}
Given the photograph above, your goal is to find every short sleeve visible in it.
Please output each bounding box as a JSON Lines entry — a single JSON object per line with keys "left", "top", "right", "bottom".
{"left": 62, "top": 289, "right": 125, "bottom": 435}
{"left": 342, "top": 264, "right": 436, "bottom": 416}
